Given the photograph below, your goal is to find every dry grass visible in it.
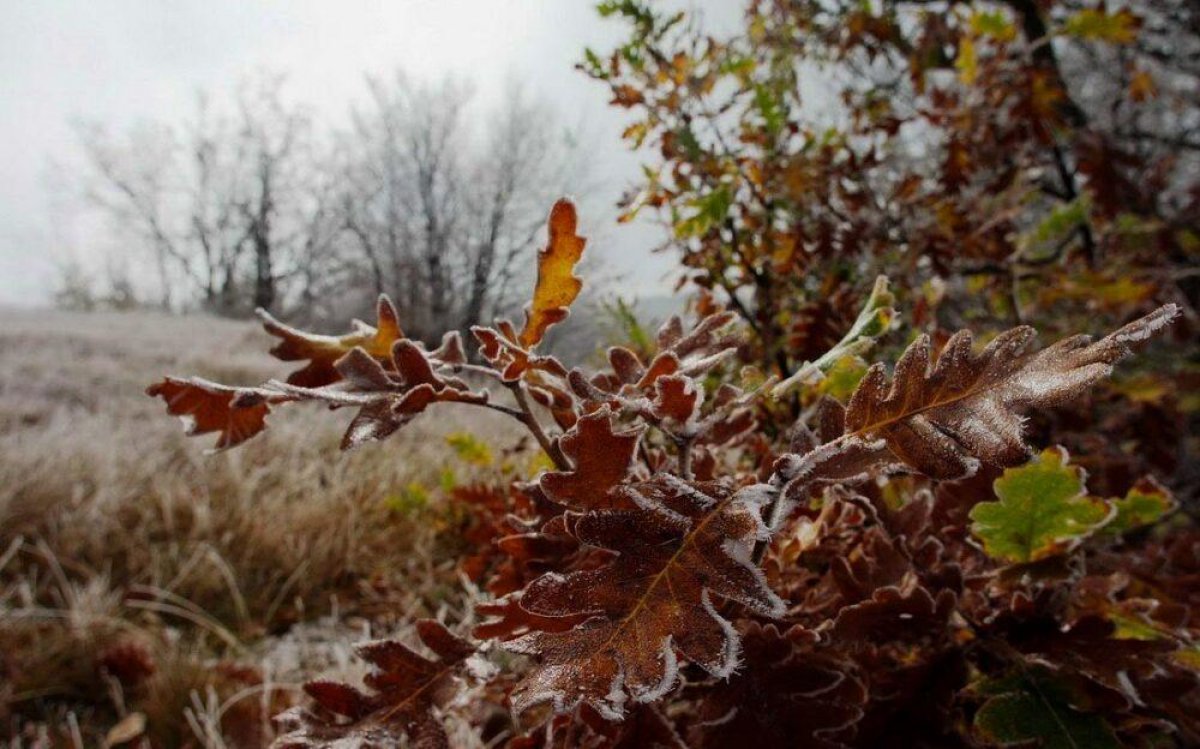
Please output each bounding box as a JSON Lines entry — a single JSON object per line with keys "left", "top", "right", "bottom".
{"left": 0, "top": 308, "right": 524, "bottom": 747}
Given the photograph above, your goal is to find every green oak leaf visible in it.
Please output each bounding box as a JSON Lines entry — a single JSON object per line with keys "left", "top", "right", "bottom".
{"left": 1100, "top": 479, "right": 1175, "bottom": 536}
{"left": 817, "top": 355, "right": 869, "bottom": 401}
{"left": 772, "top": 276, "right": 895, "bottom": 397}
{"left": 970, "top": 447, "right": 1113, "bottom": 564}
{"left": 974, "top": 669, "right": 1120, "bottom": 749}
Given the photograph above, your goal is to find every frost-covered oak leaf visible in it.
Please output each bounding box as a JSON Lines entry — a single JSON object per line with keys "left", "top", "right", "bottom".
{"left": 471, "top": 321, "right": 571, "bottom": 383}
{"left": 838, "top": 304, "right": 1179, "bottom": 479}
{"left": 272, "top": 620, "right": 474, "bottom": 749}
{"left": 969, "top": 447, "right": 1113, "bottom": 564}
{"left": 480, "top": 476, "right": 784, "bottom": 720}
{"left": 259, "top": 294, "right": 405, "bottom": 388}
{"left": 267, "top": 343, "right": 489, "bottom": 450}
{"left": 519, "top": 199, "right": 586, "bottom": 349}
{"left": 145, "top": 377, "right": 280, "bottom": 451}
{"left": 539, "top": 408, "right": 642, "bottom": 511}
{"left": 651, "top": 374, "right": 704, "bottom": 428}
{"left": 151, "top": 332, "right": 486, "bottom": 452}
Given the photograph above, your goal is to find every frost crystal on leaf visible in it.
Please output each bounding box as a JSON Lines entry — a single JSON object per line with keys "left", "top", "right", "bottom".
{"left": 805, "top": 305, "right": 1180, "bottom": 480}
{"left": 482, "top": 478, "right": 785, "bottom": 719}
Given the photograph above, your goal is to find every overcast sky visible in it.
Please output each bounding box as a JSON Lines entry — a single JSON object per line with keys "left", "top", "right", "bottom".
{"left": 0, "top": 1, "right": 740, "bottom": 307}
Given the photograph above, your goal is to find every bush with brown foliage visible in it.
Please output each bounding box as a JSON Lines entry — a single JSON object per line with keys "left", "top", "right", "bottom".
{"left": 152, "top": 198, "right": 1198, "bottom": 748}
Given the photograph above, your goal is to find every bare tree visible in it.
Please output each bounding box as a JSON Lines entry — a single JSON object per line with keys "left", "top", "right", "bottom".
{"left": 71, "top": 71, "right": 585, "bottom": 332}
{"left": 337, "top": 74, "right": 583, "bottom": 341}
{"left": 76, "top": 75, "right": 327, "bottom": 315}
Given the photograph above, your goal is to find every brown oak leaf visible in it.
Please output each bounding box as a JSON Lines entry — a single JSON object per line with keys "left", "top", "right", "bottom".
{"left": 152, "top": 336, "right": 486, "bottom": 451}
{"left": 481, "top": 476, "right": 784, "bottom": 719}
{"left": 830, "top": 577, "right": 957, "bottom": 642}
{"left": 270, "top": 343, "right": 488, "bottom": 450}
{"left": 259, "top": 295, "right": 405, "bottom": 388}
{"left": 539, "top": 409, "right": 643, "bottom": 511}
{"left": 800, "top": 305, "right": 1179, "bottom": 481}
{"left": 145, "top": 377, "right": 282, "bottom": 451}
{"left": 690, "top": 623, "right": 867, "bottom": 749}
{"left": 272, "top": 620, "right": 474, "bottom": 749}
{"left": 472, "top": 323, "right": 570, "bottom": 383}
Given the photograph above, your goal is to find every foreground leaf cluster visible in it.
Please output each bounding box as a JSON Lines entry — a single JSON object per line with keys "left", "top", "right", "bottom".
{"left": 151, "top": 200, "right": 1196, "bottom": 748}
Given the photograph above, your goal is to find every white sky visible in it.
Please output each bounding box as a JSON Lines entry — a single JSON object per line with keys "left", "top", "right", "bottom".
{"left": 0, "top": 0, "right": 740, "bottom": 306}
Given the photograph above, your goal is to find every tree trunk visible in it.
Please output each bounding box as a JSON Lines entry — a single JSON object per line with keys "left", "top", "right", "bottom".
{"left": 252, "top": 161, "right": 276, "bottom": 312}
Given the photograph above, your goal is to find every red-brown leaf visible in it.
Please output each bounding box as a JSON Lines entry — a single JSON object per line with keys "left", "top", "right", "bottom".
{"left": 482, "top": 477, "right": 783, "bottom": 719}
{"left": 539, "top": 409, "right": 643, "bottom": 511}
{"left": 272, "top": 620, "right": 472, "bottom": 749}
{"left": 690, "top": 623, "right": 867, "bottom": 749}
{"left": 811, "top": 305, "right": 1180, "bottom": 480}
{"left": 146, "top": 377, "right": 278, "bottom": 451}
{"left": 259, "top": 295, "right": 405, "bottom": 388}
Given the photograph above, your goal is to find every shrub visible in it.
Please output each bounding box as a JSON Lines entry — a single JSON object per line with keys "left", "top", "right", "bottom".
{"left": 151, "top": 200, "right": 1196, "bottom": 747}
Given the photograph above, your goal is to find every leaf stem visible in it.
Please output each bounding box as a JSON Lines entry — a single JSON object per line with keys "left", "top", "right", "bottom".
{"left": 751, "top": 482, "right": 785, "bottom": 565}
{"left": 508, "top": 382, "right": 571, "bottom": 471}
{"left": 677, "top": 437, "right": 694, "bottom": 479}
{"left": 480, "top": 402, "right": 525, "bottom": 420}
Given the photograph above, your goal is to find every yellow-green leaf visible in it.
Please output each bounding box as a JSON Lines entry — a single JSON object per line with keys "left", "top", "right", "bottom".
{"left": 675, "top": 186, "right": 732, "bottom": 238}
{"left": 1063, "top": 9, "right": 1139, "bottom": 44}
{"left": 1101, "top": 480, "right": 1175, "bottom": 536}
{"left": 971, "top": 10, "right": 1016, "bottom": 42}
{"left": 956, "top": 36, "right": 978, "bottom": 85}
{"left": 773, "top": 276, "right": 895, "bottom": 397}
{"left": 446, "top": 432, "right": 494, "bottom": 466}
{"left": 969, "top": 447, "right": 1113, "bottom": 564}
{"left": 386, "top": 482, "right": 431, "bottom": 516}
{"left": 817, "top": 355, "right": 869, "bottom": 401}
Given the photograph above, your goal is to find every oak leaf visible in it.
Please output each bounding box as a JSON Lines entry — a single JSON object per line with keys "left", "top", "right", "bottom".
{"left": 651, "top": 374, "right": 703, "bottom": 429}
{"left": 273, "top": 343, "right": 489, "bottom": 450}
{"left": 972, "top": 668, "right": 1120, "bottom": 749}
{"left": 567, "top": 313, "right": 741, "bottom": 431}
{"left": 272, "top": 620, "right": 473, "bottom": 749}
{"left": 145, "top": 377, "right": 279, "bottom": 451}
{"left": 151, "top": 336, "right": 486, "bottom": 452}
{"left": 472, "top": 323, "right": 570, "bottom": 383}
{"left": 480, "top": 476, "right": 784, "bottom": 720}
{"left": 830, "top": 578, "right": 957, "bottom": 642}
{"left": 259, "top": 295, "right": 404, "bottom": 388}
{"left": 1100, "top": 478, "right": 1175, "bottom": 537}
{"left": 835, "top": 305, "right": 1179, "bottom": 479}
{"left": 1004, "top": 615, "right": 1187, "bottom": 711}
{"left": 520, "top": 199, "right": 586, "bottom": 348}
{"left": 690, "top": 623, "right": 866, "bottom": 749}
{"left": 538, "top": 409, "right": 642, "bottom": 511}
{"left": 970, "top": 447, "right": 1113, "bottom": 564}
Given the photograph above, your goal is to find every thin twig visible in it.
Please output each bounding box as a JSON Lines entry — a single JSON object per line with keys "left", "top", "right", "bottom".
{"left": 441, "top": 361, "right": 553, "bottom": 421}
{"left": 638, "top": 441, "right": 657, "bottom": 474}
{"left": 509, "top": 382, "right": 571, "bottom": 471}
{"left": 751, "top": 481, "right": 786, "bottom": 565}
{"left": 481, "top": 402, "right": 526, "bottom": 420}
{"left": 677, "top": 437, "right": 694, "bottom": 480}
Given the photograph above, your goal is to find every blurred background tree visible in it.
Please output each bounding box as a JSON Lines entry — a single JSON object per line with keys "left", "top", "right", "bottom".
{"left": 73, "top": 73, "right": 586, "bottom": 344}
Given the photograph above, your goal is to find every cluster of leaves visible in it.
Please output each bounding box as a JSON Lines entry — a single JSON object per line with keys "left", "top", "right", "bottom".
{"left": 583, "top": 0, "right": 1198, "bottom": 493}
{"left": 151, "top": 198, "right": 1198, "bottom": 747}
